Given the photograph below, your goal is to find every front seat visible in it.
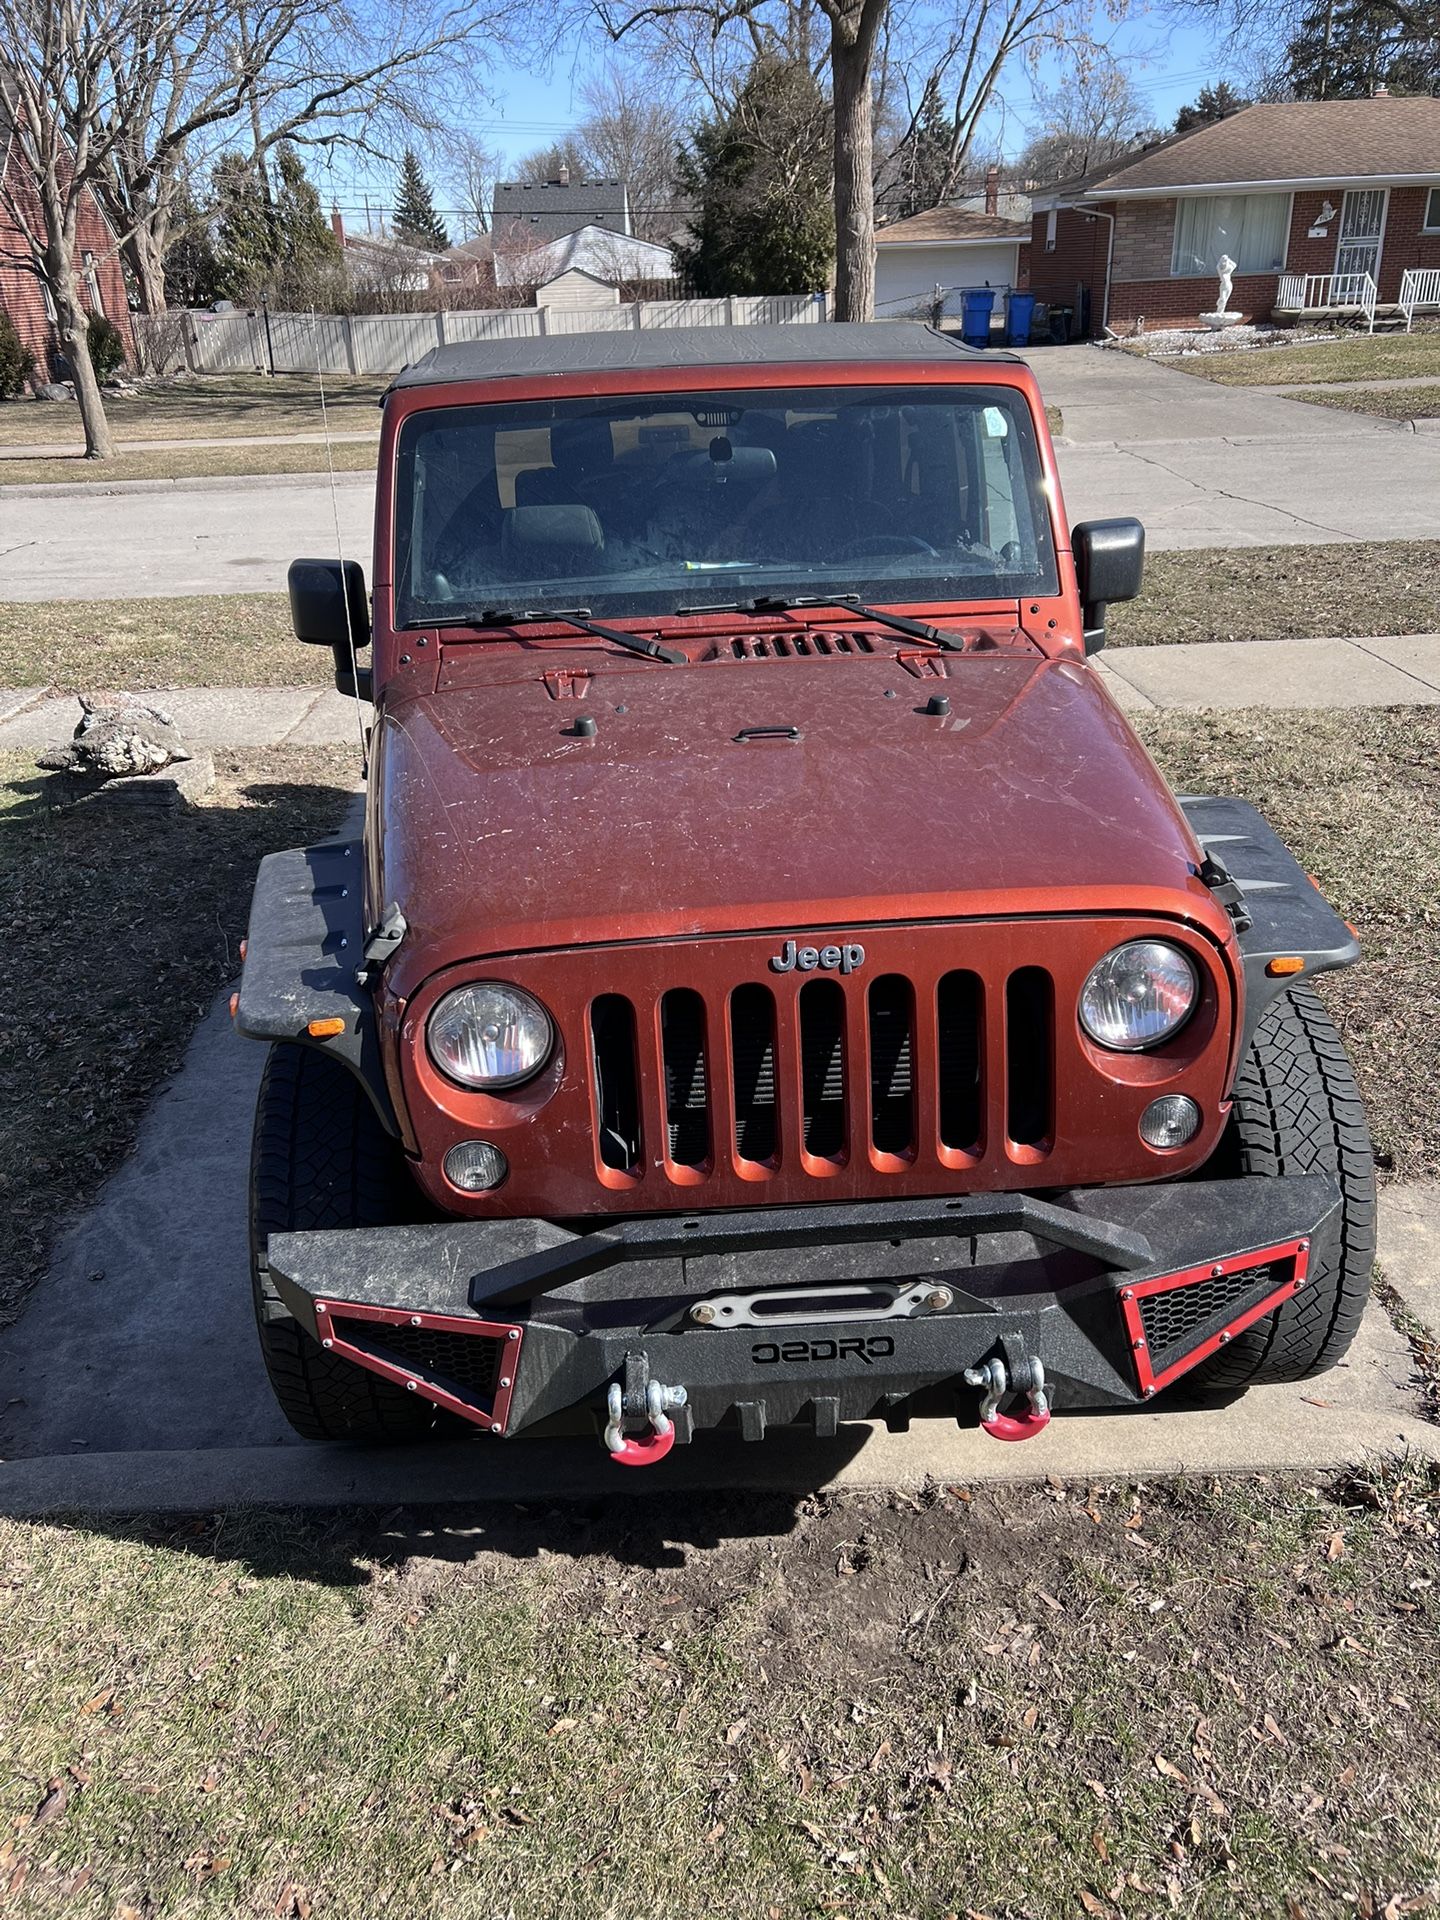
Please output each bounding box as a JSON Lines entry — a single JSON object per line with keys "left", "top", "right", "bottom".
{"left": 499, "top": 503, "right": 606, "bottom": 582}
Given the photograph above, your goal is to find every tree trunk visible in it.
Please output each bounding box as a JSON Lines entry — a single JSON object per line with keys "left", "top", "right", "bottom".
{"left": 55, "top": 271, "right": 115, "bottom": 460}
{"left": 830, "top": 13, "right": 877, "bottom": 322}
{"left": 126, "top": 225, "right": 169, "bottom": 317}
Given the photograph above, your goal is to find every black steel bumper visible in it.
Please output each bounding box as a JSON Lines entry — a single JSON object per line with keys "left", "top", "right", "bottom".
{"left": 264, "top": 1173, "right": 1340, "bottom": 1446}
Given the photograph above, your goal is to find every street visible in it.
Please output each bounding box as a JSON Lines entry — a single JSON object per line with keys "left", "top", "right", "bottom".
{"left": 3, "top": 346, "right": 1439, "bottom": 601}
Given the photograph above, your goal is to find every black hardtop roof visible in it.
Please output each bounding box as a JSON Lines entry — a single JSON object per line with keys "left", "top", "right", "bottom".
{"left": 387, "top": 322, "right": 1019, "bottom": 392}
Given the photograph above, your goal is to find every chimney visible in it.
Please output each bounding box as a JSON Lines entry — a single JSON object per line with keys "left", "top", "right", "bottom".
{"left": 558, "top": 162, "right": 570, "bottom": 187}
{"left": 330, "top": 206, "right": 345, "bottom": 245}
{"left": 1372, "top": 80, "right": 1389, "bottom": 95}
{"left": 985, "top": 165, "right": 999, "bottom": 217}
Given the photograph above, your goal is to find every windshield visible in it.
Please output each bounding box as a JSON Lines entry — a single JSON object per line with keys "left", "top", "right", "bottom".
{"left": 393, "top": 382, "right": 1058, "bottom": 627}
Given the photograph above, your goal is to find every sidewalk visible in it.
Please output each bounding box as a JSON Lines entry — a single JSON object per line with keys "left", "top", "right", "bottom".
{"left": 2, "top": 631, "right": 1439, "bottom": 751}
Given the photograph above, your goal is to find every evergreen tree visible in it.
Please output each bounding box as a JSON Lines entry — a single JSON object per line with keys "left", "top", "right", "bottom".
{"left": 1173, "top": 82, "right": 1249, "bottom": 135}
{"left": 211, "top": 155, "right": 276, "bottom": 302}
{"left": 674, "top": 58, "right": 833, "bottom": 297}
{"left": 210, "top": 147, "right": 344, "bottom": 306}
{"left": 1287, "top": 0, "right": 1440, "bottom": 97}
{"left": 163, "top": 184, "right": 222, "bottom": 308}
{"left": 394, "top": 149, "right": 449, "bottom": 251}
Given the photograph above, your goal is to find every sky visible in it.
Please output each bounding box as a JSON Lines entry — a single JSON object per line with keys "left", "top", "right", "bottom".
{"left": 316, "top": 9, "right": 1226, "bottom": 235}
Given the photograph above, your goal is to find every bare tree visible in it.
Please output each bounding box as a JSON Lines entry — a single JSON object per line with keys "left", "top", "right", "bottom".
{"left": 589, "top": 0, "right": 1123, "bottom": 319}
{"left": 442, "top": 133, "right": 507, "bottom": 236}
{"left": 83, "top": 0, "right": 508, "bottom": 325}
{"left": 1013, "top": 58, "right": 1156, "bottom": 186}
{"left": 576, "top": 65, "right": 686, "bottom": 240}
{"left": 0, "top": 7, "right": 124, "bottom": 454}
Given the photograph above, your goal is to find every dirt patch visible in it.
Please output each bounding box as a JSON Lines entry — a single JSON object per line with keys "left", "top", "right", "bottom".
{"left": 2, "top": 1465, "right": 1436, "bottom": 1917}
{"left": 1140, "top": 706, "right": 1440, "bottom": 1183}
{"left": 0, "top": 747, "right": 358, "bottom": 1324}
{"left": 1109, "top": 539, "right": 1440, "bottom": 647}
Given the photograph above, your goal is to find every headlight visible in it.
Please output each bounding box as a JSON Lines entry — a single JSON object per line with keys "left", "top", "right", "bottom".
{"left": 428, "top": 983, "right": 553, "bottom": 1088}
{"left": 1079, "top": 940, "right": 1198, "bottom": 1051}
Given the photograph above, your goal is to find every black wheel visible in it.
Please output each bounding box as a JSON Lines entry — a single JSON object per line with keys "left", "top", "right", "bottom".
{"left": 1190, "top": 984, "right": 1376, "bottom": 1392}
{"left": 250, "top": 1043, "right": 452, "bottom": 1443}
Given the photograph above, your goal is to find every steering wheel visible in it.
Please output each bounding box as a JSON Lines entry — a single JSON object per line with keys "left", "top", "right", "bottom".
{"left": 842, "top": 533, "right": 941, "bottom": 558}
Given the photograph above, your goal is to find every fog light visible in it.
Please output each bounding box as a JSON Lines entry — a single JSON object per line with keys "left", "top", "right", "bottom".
{"left": 443, "top": 1141, "right": 509, "bottom": 1192}
{"left": 1139, "top": 1096, "right": 1201, "bottom": 1150}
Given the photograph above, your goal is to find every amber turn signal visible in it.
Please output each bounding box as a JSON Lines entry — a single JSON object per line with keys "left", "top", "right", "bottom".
{"left": 1266, "top": 956, "right": 1306, "bottom": 977}
{"left": 228, "top": 992, "right": 239, "bottom": 1017}
{"left": 307, "top": 1016, "right": 346, "bottom": 1038}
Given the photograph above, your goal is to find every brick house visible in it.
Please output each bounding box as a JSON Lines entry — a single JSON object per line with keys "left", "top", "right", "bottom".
{"left": 1028, "top": 96, "right": 1440, "bottom": 337}
{"left": 0, "top": 78, "right": 133, "bottom": 377}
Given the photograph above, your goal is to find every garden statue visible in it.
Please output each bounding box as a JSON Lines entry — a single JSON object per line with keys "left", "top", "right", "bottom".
{"left": 1200, "top": 254, "right": 1241, "bottom": 330}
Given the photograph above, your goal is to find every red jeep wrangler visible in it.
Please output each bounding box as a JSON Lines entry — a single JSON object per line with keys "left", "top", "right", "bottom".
{"left": 235, "top": 324, "right": 1374, "bottom": 1462}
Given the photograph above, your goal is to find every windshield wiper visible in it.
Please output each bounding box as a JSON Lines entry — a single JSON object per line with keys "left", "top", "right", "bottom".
{"left": 673, "top": 593, "right": 966, "bottom": 651}
{"left": 451, "top": 606, "right": 686, "bottom": 665}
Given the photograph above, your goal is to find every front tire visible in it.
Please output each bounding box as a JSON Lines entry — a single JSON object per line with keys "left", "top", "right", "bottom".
{"left": 250, "top": 1043, "right": 452, "bottom": 1443}
{"left": 1191, "top": 984, "right": 1375, "bottom": 1392}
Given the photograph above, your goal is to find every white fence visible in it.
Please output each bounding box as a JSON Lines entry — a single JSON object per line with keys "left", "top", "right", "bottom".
{"left": 1275, "top": 271, "right": 1378, "bottom": 332}
{"left": 136, "top": 293, "right": 832, "bottom": 376}
{"left": 1399, "top": 268, "right": 1440, "bottom": 331}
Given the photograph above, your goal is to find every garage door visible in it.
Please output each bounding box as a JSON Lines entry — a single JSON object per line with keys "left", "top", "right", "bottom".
{"left": 875, "top": 245, "right": 1021, "bottom": 321}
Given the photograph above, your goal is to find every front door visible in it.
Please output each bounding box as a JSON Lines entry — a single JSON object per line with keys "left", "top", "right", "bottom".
{"left": 1335, "top": 188, "right": 1386, "bottom": 288}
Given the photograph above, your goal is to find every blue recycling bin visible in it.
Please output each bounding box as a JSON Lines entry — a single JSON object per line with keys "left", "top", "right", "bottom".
{"left": 960, "top": 287, "right": 996, "bottom": 348}
{"left": 1007, "top": 291, "right": 1036, "bottom": 346}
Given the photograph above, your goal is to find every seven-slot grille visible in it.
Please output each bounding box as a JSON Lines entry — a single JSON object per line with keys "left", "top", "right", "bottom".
{"left": 588, "top": 963, "right": 1052, "bottom": 1181}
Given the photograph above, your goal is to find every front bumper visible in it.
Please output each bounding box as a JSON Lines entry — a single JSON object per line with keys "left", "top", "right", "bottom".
{"left": 264, "top": 1173, "right": 1340, "bottom": 1448}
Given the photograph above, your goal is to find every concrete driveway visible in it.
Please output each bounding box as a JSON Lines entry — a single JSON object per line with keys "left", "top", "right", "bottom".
{"left": 1023, "top": 344, "right": 1440, "bottom": 548}
{"left": 0, "top": 344, "right": 1437, "bottom": 603}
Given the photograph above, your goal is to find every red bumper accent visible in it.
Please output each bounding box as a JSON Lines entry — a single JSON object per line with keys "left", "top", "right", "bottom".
{"left": 979, "top": 1404, "right": 1052, "bottom": 1443}
{"left": 313, "top": 1299, "right": 524, "bottom": 1434}
{"left": 1118, "top": 1238, "right": 1310, "bottom": 1396}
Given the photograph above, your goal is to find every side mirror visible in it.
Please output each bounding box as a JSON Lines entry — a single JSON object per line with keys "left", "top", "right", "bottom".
{"left": 1071, "top": 518, "right": 1145, "bottom": 655}
{"left": 288, "top": 557, "right": 372, "bottom": 700}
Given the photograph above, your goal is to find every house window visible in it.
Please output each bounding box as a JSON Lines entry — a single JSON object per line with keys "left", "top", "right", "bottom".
{"left": 1424, "top": 187, "right": 1440, "bottom": 232}
{"left": 1045, "top": 208, "right": 1057, "bottom": 252}
{"left": 1171, "top": 193, "right": 1290, "bottom": 277}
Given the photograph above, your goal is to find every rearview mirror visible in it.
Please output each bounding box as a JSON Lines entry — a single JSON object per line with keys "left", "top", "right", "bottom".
{"left": 288, "top": 557, "right": 372, "bottom": 700}
{"left": 1071, "top": 518, "right": 1145, "bottom": 655}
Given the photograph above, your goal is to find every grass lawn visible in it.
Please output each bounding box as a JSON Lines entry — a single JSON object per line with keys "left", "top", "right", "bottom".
{"left": 0, "top": 596, "right": 320, "bottom": 691}
{"left": 0, "top": 373, "right": 384, "bottom": 450}
{"left": 1282, "top": 383, "right": 1440, "bottom": 422}
{"left": 4, "top": 540, "right": 1439, "bottom": 695}
{"left": 0, "top": 439, "right": 375, "bottom": 487}
{"left": 1109, "top": 539, "right": 1440, "bottom": 648}
{"left": 1156, "top": 332, "right": 1440, "bottom": 387}
{"left": 0, "top": 747, "right": 358, "bottom": 1324}
{"left": 1140, "top": 706, "right": 1440, "bottom": 1184}
{"left": 1, "top": 1461, "right": 1437, "bottom": 1917}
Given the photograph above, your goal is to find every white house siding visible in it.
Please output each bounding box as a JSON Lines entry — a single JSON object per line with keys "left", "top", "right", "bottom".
{"left": 535, "top": 270, "right": 623, "bottom": 310}
{"left": 875, "top": 243, "right": 1022, "bottom": 319}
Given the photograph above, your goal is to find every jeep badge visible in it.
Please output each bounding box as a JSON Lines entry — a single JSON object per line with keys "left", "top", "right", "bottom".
{"left": 769, "top": 939, "right": 865, "bottom": 975}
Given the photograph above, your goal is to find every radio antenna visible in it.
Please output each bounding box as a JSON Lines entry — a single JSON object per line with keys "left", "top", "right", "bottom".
{"left": 313, "top": 312, "right": 369, "bottom": 769}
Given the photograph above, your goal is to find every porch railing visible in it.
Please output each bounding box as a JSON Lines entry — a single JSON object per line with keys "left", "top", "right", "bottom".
{"left": 1275, "top": 271, "right": 1377, "bottom": 332}
{"left": 1399, "top": 268, "right": 1440, "bottom": 332}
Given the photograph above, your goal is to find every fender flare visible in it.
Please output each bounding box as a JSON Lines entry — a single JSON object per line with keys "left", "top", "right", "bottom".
{"left": 232, "top": 838, "right": 400, "bottom": 1137}
{"left": 1179, "top": 795, "right": 1360, "bottom": 1056}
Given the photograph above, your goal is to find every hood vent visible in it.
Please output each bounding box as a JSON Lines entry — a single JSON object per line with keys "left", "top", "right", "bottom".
{"left": 729, "top": 631, "right": 878, "bottom": 661}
